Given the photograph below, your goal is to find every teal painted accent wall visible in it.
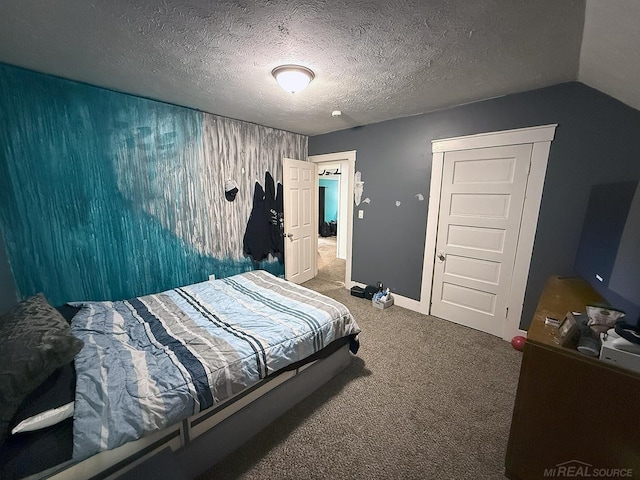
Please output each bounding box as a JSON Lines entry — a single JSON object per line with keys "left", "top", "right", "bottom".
{"left": 319, "top": 178, "right": 338, "bottom": 222}
{"left": 0, "top": 231, "right": 18, "bottom": 315}
{"left": 0, "top": 64, "right": 307, "bottom": 305}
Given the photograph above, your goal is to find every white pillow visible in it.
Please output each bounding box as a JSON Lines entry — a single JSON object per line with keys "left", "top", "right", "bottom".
{"left": 11, "top": 401, "right": 74, "bottom": 434}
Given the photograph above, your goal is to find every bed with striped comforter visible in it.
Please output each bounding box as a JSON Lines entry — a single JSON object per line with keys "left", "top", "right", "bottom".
{"left": 70, "top": 270, "right": 360, "bottom": 461}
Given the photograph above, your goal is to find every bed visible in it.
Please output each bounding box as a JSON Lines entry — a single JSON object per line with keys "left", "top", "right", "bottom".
{"left": 0, "top": 270, "right": 361, "bottom": 479}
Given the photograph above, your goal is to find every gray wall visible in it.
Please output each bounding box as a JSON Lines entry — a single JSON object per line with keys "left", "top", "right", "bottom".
{"left": 309, "top": 82, "right": 640, "bottom": 329}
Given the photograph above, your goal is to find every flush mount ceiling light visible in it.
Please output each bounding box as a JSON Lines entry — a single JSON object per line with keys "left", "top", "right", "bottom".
{"left": 272, "top": 65, "right": 315, "bottom": 93}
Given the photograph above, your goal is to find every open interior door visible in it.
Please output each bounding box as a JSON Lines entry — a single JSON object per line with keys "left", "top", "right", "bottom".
{"left": 283, "top": 157, "right": 317, "bottom": 284}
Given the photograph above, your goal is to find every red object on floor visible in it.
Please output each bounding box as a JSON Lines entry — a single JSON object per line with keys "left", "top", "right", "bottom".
{"left": 511, "top": 335, "right": 526, "bottom": 351}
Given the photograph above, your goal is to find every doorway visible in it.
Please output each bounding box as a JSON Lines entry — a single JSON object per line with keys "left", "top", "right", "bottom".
{"left": 309, "top": 151, "right": 356, "bottom": 288}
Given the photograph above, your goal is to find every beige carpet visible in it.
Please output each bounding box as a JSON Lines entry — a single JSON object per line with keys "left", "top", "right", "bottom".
{"left": 316, "top": 236, "right": 345, "bottom": 284}
{"left": 198, "top": 242, "right": 522, "bottom": 479}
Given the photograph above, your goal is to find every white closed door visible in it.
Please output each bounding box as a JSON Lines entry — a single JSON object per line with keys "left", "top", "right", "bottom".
{"left": 283, "top": 157, "right": 317, "bottom": 284}
{"left": 431, "top": 144, "right": 532, "bottom": 336}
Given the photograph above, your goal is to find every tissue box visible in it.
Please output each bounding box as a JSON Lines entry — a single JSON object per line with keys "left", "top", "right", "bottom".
{"left": 372, "top": 295, "right": 394, "bottom": 310}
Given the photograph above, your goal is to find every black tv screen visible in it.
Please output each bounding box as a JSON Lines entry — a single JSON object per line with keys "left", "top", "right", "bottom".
{"left": 574, "top": 180, "right": 640, "bottom": 324}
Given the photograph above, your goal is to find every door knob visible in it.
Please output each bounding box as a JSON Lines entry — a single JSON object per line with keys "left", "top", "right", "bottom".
{"left": 286, "top": 233, "right": 294, "bottom": 240}
{"left": 437, "top": 251, "right": 446, "bottom": 262}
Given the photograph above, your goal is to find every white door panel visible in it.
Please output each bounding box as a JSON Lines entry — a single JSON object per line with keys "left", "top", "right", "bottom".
{"left": 283, "top": 157, "right": 317, "bottom": 284}
{"left": 446, "top": 224, "right": 506, "bottom": 253}
{"left": 443, "top": 254, "right": 502, "bottom": 285}
{"left": 449, "top": 196, "right": 511, "bottom": 220}
{"left": 440, "top": 282, "right": 496, "bottom": 315}
{"left": 431, "top": 144, "right": 532, "bottom": 336}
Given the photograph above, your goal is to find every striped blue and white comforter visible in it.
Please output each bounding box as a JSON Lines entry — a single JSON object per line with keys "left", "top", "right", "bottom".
{"left": 70, "top": 270, "right": 360, "bottom": 460}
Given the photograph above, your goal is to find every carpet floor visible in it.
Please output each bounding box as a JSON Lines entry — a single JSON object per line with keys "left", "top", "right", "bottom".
{"left": 198, "top": 238, "right": 522, "bottom": 479}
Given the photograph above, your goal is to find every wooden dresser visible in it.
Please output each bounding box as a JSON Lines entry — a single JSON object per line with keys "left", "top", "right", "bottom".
{"left": 505, "top": 276, "right": 640, "bottom": 479}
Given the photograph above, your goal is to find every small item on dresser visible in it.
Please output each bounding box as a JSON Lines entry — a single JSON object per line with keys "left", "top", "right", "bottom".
{"left": 575, "top": 317, "right": 602, "bottom": 357}
{"left": 586, "top": 305, "right": 625, "bottom": 335}
{"left": 556, "top": 311, "right": 579, "bottom": 346}
{"left": 545, "top": 316, "right": 561, "bottom": 327}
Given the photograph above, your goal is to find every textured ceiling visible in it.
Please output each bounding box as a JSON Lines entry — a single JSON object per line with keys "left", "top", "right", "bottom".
{"left": 0, "top": 0, "right": 610, "bottom": 136}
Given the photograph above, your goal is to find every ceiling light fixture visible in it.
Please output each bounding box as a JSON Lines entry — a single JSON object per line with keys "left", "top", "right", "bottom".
{"left": 272, "top": 65, "right": 315, "bottom": 93}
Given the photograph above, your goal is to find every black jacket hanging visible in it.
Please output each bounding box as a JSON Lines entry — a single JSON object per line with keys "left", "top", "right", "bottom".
{"left": 243, "top": 181, "right": 270, "bottom": 262}
{"left": 264, "top": 171, "right": 281, "bottom": 261}
{"left": 243, "top": 172, "right": 285, "bottom": 263}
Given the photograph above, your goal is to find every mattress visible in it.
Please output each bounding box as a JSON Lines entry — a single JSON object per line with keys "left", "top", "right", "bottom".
{"left": 0, "top": 270, "right": 360, "bottom": 479}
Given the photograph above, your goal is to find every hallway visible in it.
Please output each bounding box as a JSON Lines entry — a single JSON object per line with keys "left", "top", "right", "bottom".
{"left": 316, "top": 236, "right": 345, "bottom": 284}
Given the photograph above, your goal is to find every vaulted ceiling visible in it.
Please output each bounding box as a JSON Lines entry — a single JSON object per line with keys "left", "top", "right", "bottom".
{"left": 0, "top": 1, "right": 638, "bottom": 136}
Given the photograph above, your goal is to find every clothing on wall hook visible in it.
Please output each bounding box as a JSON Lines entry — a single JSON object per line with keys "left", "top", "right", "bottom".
{"left": 319, "top": 168, "right": 340, "bottom": 176}
{"left": 354, "top": 171, "right": 364, "bottom": 205}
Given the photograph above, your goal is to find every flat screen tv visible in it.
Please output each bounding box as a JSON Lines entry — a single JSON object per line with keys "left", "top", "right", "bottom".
{"left": 574, "top": 180, "right": 640, "bottom": 325}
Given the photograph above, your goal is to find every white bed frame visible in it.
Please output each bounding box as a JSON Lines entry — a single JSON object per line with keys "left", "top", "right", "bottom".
{"left": 30, "top": 344, "right": 353, "bottom": 480}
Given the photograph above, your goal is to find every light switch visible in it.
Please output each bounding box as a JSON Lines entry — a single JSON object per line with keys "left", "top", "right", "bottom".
{"left": 358, "top": 210, "right": 364, "bottom": 219}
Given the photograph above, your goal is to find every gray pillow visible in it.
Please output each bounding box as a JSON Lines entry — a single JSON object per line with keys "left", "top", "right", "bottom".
{"left": 0, "top": 294, "right": 84, "bottom": 447}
